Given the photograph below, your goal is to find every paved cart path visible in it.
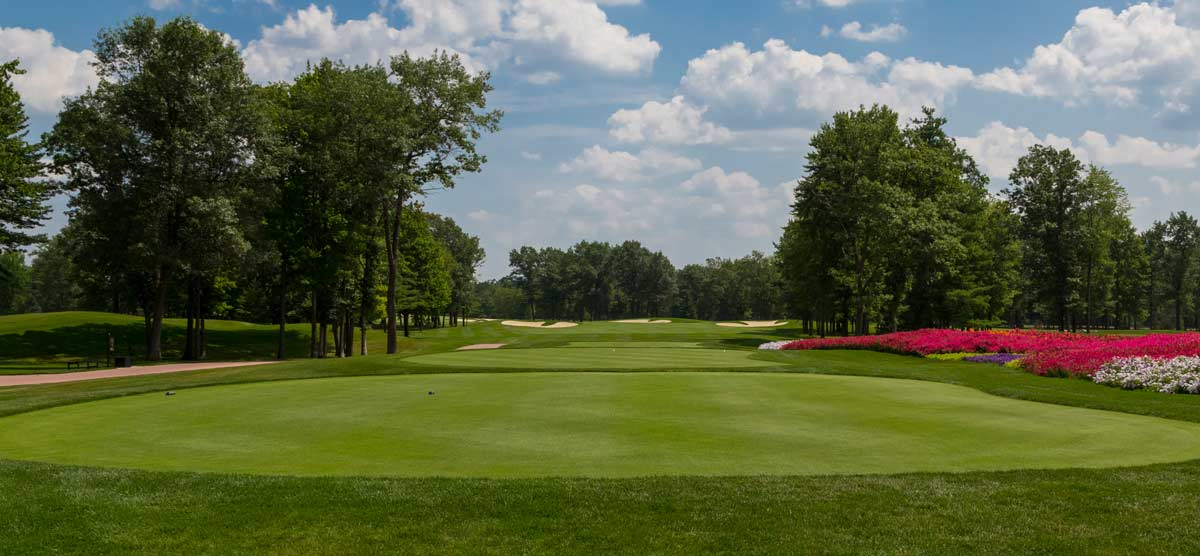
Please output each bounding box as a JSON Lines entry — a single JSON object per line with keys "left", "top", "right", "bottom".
{"left": 0, "top": 361, "right": 278, "bottom": 387}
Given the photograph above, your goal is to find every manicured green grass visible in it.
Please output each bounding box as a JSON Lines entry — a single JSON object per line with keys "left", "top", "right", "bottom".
{"left": 3, "top": 372, "right": 1199, "bottom": 478}
{"left": 4, "top": 312, "right": 1200, "bottom": 554}
{"left": 408, "top": 345, "right": 774, "bottom": 369}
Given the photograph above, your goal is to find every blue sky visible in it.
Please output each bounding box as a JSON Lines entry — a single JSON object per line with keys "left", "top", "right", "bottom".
{"left": 5, "top": 0, "right": 1200, "bottom": 278}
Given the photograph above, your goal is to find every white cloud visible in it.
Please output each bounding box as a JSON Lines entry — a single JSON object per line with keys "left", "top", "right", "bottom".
{"left": 520, "top": 151, "right": 543, "bottom": 161}
{"left": 608, "top": 95, "right": 734, "bottom": 145}
{"left": 796, "top": 0, "right": 859, "bottom": 7}
{"left": 680, "top": 39, "right": 973, "bottom": 119}
{"left": 241, "top": 1, "right": 659, "bottom": 82}
{"left": 468, "top": 209, "right": 492, "bottom": 221}
{"left": 558, "top": 145, "right": 702, "bottom": 182}
{"left": 147, "top": 0, "right": 181, "bottom": 8}
{"left": 595, "top": 0, "right": 641, "bottom": 6}
{"left": 729, "top": 127, "right": 815, "bottom": 153}
{"left": 956, "top": 121, "right": 1200, "bottom": 179}
{"left": 523, "top": 71, "right": 561, "bottom": 85}
{"left": 836, "top": 22, "right": 908, "bottom": 43}
{"left": 1150, "top": 175, "right": 1200, "bottom": 195}
{"left": 975, "top": 2, "right": 1200, "bottom": 119}
{"left": 0, "top": 27, "right": 99, "bottom": 113}
{"left": 505, "top": 0, "right": 659, "bottom": 74}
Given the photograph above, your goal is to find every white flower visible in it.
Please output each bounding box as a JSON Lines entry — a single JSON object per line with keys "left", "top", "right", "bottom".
{"left": 1093, "top": 356, "right": 1200, "bottom": 394}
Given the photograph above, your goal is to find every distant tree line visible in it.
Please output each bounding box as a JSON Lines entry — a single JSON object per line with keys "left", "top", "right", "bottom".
{"left": 0, "top": 16, "right": 496, "bottom": 360}
{"left": 779, "top": 105, "right": 1200, "bottom": 335}
{"left": 473, "top": 242, "right": 785, "bottom": 322}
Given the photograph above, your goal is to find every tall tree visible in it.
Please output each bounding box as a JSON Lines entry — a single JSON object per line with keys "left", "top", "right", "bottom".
{"left": 1005, "top": 145, "right": 1087, "bottom": 330}
{"left": 381, "top": 52, "right": 501, "bottom": 353}
{"left": 790, "top": 105, "right": 906, "bottom": 335}
{"left": 1161, "top": 212, "right": 1199, "bottom": 330}
{"left": 0, "top": 60, "right": 51, "bottom": 251}
{"left": 1074, "top": 167, "right": 1130, "bottom": 332}
{"left": 46, "top": 17, "right": 264, "bottom": 360}
{"left": 427, "top": 213, "right": 485, "bottom": 326}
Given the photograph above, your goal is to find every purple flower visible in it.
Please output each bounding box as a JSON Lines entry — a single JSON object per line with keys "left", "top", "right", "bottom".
{"left": 963, "top": 353, "right": 1024, "bottom": 365}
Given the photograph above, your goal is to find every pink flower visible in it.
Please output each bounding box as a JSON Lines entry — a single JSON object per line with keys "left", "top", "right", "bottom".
{"left": 780, "top": 329, "right": 1200, "bottom": 377}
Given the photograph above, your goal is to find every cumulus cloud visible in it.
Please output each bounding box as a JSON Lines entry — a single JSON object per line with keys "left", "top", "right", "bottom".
{"left": 680, "top": 39, "right": 973, "bottom": 119}
{"left": 608, "top": 95, "right": 734, "bottom": 145}
{"left": 829, "top": 22, "right": 908, "bottom": 43}
{"left": 527, "top": 164, "right": 790, "bottom": 247}
{"left": 0, "top": 27, "right": 99, "bottom": 113}
{"left": 975, "top": 2, "right": 1200, "bottom": 121}
{"left": 558, "top": 145, "right": 702, "bottom": 182}
{"left": 520, "top": 151, "right": 543, "bottom": 161}
{"left": 956, "top": 121, "right": 1200, "bottom": 179}
{"left": 242, "top": 1, "right": 659, "bottom": 82}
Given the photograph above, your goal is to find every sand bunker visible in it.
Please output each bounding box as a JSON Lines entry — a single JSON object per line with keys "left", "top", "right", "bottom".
{"left": 716, "top": 321, "right": 789, "bottom": 328}
{"left": 613, "top": 319, "right": 672, "bottom": 324}
{"left": 501, "top": 320, "right": 579, "bottom": 329}
{"left": 456, "top": 343, "right": 506, "bottom": 351}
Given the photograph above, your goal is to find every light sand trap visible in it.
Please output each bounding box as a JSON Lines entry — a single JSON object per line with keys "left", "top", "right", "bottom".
{"left": 613, "top": 319, "right": 672, "bottom": 324}
{"left": 0, "top": 361, "right": 278, "bottom": 388}
{"left": 464, "top": 318, "right": 497, "bottom": 323}
{"left": 716, "top": 320, "right": 790, "bottom": 328}
{"left": 456, "top": 343, "right": 506, "bottom": 351}
{"left": 501, "top": 320, "right": 579, "bottom": 329}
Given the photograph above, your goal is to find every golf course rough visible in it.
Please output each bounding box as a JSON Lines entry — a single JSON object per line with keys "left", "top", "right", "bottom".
{"left": 3, "top": 372, "right": 1200, "bottom": 478}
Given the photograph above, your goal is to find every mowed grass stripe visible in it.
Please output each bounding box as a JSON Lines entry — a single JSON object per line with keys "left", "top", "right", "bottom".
{"left": 405, "top": 347, "right": 772, "bottom": 369}
{"left": 2, "top": 372, "right": 1200, "bottom": 477}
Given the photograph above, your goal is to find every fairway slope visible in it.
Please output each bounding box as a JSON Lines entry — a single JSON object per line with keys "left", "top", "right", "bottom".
{"left": 2, "top": 372, "right": 1199, "bottom": 478}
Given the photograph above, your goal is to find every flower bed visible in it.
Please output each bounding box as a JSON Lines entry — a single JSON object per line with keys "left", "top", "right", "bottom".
{"left": 769, "top": 329, "right": 1200, "bottom": 377}
{"left": 1093, "top": 356, "right": 1200, "bottom": 394}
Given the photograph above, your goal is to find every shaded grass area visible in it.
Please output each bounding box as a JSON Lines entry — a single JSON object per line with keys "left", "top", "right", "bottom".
{"left": 3, "top": 459, "right": 1200, "bottom": 555}
{"left": 0, "top": 312, "right": 311, "bottom": 374}
{"left": 0, "top": 312, "right": 792, "bottom": 374}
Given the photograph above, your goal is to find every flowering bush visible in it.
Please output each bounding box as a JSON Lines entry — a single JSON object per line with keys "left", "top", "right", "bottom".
{"left": 774, "top": 329, "right": 1200, "bottom": 377}
{"left": 1093, "top": 356, "right": 1200, "bottom": 394}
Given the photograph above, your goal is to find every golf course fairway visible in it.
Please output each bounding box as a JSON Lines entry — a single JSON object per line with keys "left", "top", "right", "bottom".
{"left": 3, "top": 372, "right": 1200, "bottom": 478}
{"left": 406, "top": 345, "right": 777, "bottom": 369}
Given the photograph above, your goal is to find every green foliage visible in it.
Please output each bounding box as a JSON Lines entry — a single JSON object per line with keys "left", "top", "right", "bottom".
{"left": 0, "top": 60, "right": 51, "bottom": 249}
{"left": 0, "top": 252, "right": 32, "bottom": 314}
{"left": 781, "top": 105, "right": 1011, "bottom": 334}
{"left": 44, "top": 16, "right": 266, "bottom": 359}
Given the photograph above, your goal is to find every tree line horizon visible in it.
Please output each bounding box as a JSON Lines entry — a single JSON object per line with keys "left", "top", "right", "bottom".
{"left": 2, "top": 17, "right": 1199, "bottom": 362}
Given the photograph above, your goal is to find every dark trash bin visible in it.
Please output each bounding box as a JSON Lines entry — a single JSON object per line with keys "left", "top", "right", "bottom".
{"left": 113, "top": 356, "right": 133, "bottom": 368}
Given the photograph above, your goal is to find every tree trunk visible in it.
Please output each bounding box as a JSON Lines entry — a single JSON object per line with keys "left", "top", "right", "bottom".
{"left": 384, "top": 196, "right": 405, "bottom": 354}
{"left": 403, "top": 312, "right": 410, "bottom": 338}
{"left": 359, "top": 314, "right": 367, "bottom": 356}
{"left": 1085, "top": 263, "right": 1093, "bottom": 334}
{"left": 276, "top": 285, "right": 286, "bottom": 360}
{"left": 147, "top": 269, "right": 166, "bottom": 361}
{"left": 309, "top": 292, "right": 318, "bottom": 358}
{"left": 183, "top": 278, "right": 196, "bottom": 361}
{"left": 319, "top": 322, "right": 328, "bottom": 358}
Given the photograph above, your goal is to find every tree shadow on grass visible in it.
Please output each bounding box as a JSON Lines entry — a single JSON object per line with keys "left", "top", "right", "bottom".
{"left": 0, "top": 322, "right": 308, "bottom": 373}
